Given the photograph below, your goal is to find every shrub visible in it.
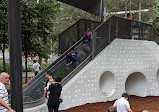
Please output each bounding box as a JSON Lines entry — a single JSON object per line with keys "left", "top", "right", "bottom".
{"left": 24, "top": 66, "right": 32, "bottom": 72}
{"left": 0, "top": 61, "right": 10, "bottom": 73}
{"left": 42, "top": 63, "right": 51, "bottom": 70}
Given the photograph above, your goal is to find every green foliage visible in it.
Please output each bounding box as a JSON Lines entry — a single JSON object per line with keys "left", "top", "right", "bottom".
{"left": 0, "top": 0, "right": 8, "bottom": 50}
{"left": 150, "top": 0, "right": 159, "bottom": 30}
{"left": 0, "top": 59, "right": 10, "bottom": 73}
{"left": 24, "top": 66, "right": 32, "bottom": 72}
{"left": 56, "top": 3, "right": 99, "bottom": 33}
{"left": 105, "top": 0, "right": 156, "bottom": 12}
{"left": 105, "top": 0, "right": 157, "bottom": 21}
{"left": 34, "top": 0, "right": 60, "bottom": 58}
{"left": 20, "top": 0, "right": 60, "bottom": 60}
{"left": 42, "top": 63, "right": 51, "bottom": 70}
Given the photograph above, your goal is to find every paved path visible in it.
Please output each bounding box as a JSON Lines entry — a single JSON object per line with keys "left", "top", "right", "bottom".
{"left": 24, "top": 103, "right": 48, "bottom": 112}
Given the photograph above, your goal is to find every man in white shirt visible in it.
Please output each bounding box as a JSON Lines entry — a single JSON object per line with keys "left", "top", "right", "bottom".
{"left": 113, "top": 93, "right": 133, "bottom": 112}
{"left": 0, "top": 72, "right": 15, "bottom": 112}
{"left": 32, "top": 60, "right": 40, "bottom": 76}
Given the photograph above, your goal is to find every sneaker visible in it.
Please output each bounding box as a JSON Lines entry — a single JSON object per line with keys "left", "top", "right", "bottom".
{"left": 66, "top": 63, "right": 69, "bottom": 65}
{"left": 69, "top": 61, "right": 73, "bottom": 65}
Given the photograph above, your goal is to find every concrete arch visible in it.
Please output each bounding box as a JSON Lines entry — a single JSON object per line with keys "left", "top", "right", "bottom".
{"left": 125, "top": 72, "right": 147, "bottom": 97}
{"left": 99, "top": 71, "right": 116, "bottom": 96}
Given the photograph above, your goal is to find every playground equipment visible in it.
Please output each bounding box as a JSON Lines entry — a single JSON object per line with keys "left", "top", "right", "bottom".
{"left": 23, "top": 16, "right": 159, "bottom": 111}
{"left": 60, "top": 38, "right": 159, "bottom": 110}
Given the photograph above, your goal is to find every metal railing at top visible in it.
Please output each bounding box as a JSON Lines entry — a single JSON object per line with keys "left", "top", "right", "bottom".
{"left": 92, "top": 16, "right": 159, "bottom": 57}
{"left": 59, "top": 19, "right": 100, "bottom": 55}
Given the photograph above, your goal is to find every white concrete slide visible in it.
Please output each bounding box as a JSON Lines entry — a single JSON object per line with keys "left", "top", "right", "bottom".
{"left": 59, "top": 38, "right": 159, "bottom": 110}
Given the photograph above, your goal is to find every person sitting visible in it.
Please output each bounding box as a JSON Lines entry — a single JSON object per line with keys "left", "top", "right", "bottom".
{"left": 127, "top": 13, "right": 132, "bottom": 20}
{"left": 66, "top": 47, "right": 85, "bottom": 65}
{"left": 83, "top": 28, "right": 93, "bottom": 42}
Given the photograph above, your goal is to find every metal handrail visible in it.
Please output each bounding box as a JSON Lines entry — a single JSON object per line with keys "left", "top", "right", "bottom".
{"left": 60, "top": 19, "right": 100, "bottom": 35}
{"left": 23, "top": 38, "right": 84, "bottom": 95}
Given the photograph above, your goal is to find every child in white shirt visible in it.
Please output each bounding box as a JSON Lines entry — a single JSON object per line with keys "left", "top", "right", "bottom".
{"left": 44, "top": 78, "right": 54, "bottom": 103}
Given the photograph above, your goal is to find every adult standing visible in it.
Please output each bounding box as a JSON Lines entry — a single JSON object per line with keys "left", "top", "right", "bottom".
{"left": 32, "top": 60, "right": 40, "bottom": 76}
{"left": 44, "top": 71, "right": 54, "bottom": 104}
{"left": 45, "top": 71, "right": 53, "bottom": 87}
{"left": 47, "top": 76, "right": 62, "bottom": 112}
{"left": 0, "top": 72, "right": 16, "bottom": 112}
{"left": 113, "top": 93, "right": 133, "bottom": 112}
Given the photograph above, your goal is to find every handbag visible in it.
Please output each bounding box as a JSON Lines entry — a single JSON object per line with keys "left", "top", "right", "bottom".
{"left": 59, "top": 98, "right": 63, "bottom": 103}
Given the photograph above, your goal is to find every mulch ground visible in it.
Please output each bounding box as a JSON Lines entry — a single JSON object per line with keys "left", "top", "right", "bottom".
{"left": 60, "top": 96, "right": 159, "bottom": 112}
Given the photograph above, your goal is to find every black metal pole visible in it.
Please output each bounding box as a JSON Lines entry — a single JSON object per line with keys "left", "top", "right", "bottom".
{"left": 8, "top": 0, "right": 23, "bottom": 111}
{"left": 99, "top": 0, "right": 104, "bottom": 22}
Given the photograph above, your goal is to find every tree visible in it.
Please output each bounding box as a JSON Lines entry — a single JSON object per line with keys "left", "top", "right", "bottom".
{"left": 21, "top": 0, "right": 38, "bottom": 83}
{"left": 55, "top": 3, "right": 99, "bottom": 33}
{"left": 151, "top": 0, "right": 159, "bottom": 30}
{"left": 0, "top": 0, "right": 8, "bottom": 71}
{"left": 20, "top": 0, "right": 60, "bottom": 83}
{"left": 104, "top": 0, "right": 157, "bottom": 21}
{"left": 33, "top": 0, "right": 60, "bottom": 63}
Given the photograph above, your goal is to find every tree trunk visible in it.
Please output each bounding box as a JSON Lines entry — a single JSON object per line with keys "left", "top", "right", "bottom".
{"left": 25, "top": 53, "right": 28, "bottom": 84}
{"left": 2, "top": 48, "right": 5, "bottom": 71}
{"left": 125, "top": 0, "right": 128, "bottom": 17}
{"left": 45, "top": 58, "right": 48, "bottom": 63}
{"left": 129, "top": 0, "right": 131, "bottom": 13}
{"left": 39, "top": 56, "right": 42, "bottom": 68}
{"left": 2, "top": 32, "right": 6, "bottom": 72}
{"left": 139, "top": 0, "right": 141, "bottom": 21}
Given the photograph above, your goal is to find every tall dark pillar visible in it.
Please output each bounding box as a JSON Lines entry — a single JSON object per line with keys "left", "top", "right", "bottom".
{"left": 99, "top": 0, "right": 104, "bottom": 22}
{"left": 8, "top": 0, "right": 23, "bottom": 111}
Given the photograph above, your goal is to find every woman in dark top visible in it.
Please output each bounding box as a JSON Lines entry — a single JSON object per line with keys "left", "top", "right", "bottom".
{"left": 47, "top": 76, "right": 62, "bottom": 112}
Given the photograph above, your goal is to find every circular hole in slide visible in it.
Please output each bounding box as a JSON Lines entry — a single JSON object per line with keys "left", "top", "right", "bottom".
{"left": 125, "top": 72, "right": 147, "bottom": 97}
{"left": 99, "top": 71, "right": 116, "bottom": 96}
